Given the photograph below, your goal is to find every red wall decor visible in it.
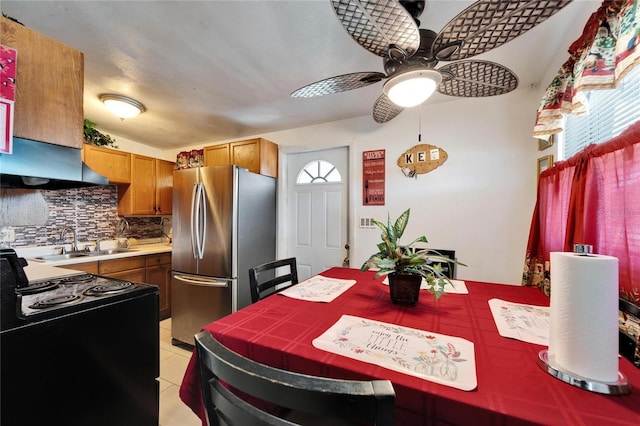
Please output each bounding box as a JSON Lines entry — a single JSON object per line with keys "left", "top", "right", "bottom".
{"left": 363, "top": 149, "right": 385, "bottom": 205}
{"left": 1, "top": 45, "right": 17, "bottom": 154}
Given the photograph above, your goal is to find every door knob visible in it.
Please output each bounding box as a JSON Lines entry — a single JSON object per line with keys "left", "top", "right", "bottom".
{"left": 343, "top": 243, "right": 350, "bottom": 266}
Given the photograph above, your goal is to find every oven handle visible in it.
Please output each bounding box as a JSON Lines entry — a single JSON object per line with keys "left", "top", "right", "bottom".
{"left": 174, "top": 274, "right": 228, "bottom": 288}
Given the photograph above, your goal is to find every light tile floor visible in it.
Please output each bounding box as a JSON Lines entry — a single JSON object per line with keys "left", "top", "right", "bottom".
{"left": 159, "top": 318, "right": 201, "bottom": 426}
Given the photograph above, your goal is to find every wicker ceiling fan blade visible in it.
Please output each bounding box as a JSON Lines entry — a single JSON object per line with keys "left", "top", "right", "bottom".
{"left": 373, "top": 93, "right": 404, "bottom": 123}
{"left": 331, "top": 0, "right": 420, "bottom": 58}
{"left": 291, "top": 72, "right": 386, "bottom": 98}
{"left": 434, "top": 0, "right": 573, "bottom": 61}
{"left": 437, "top": 60, "right": 518, "bottom": 97}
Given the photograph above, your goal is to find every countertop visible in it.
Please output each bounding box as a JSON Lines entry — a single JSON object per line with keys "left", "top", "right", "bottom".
{"left": 17, "top": 240, "right": 172, "bottom": 269}
{"left": 24, "top": 263, "right": 87, "bottom": 282}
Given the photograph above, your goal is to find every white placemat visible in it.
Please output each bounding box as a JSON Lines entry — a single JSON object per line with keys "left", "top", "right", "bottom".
{"left": 488, "top": 298, "right": 550, "bottom": 346}
{"left": 382, "top": 277, "right": 469, "bottom": 294}
{"left": 278, "top": 275, "right": 356, "bottom": 302}
{"left": 312, "top": 315, "right": 477, "bottom": 391}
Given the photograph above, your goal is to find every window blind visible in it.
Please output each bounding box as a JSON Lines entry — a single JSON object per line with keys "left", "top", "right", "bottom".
{"left": 564, "top": 66, "right": 640, "bottom": 158}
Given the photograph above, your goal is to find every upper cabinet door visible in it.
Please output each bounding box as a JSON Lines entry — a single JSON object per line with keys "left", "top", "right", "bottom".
{"left": 83, "top": 144, "right": 131, "bottom": 183}
{"left": 203, "top": 144, "right": 230, "bottom": 167}
{"left": 1, "top": 17, "right": 84, "bottom": 148}
{"left": 130, "top": 154, "right": 157, "bottom": 215}
{"left": 155, "top": 159, "right": 174, "bottom": 215}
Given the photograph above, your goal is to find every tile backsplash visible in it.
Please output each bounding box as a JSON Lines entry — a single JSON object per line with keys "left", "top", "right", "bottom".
{"left": 0, "top": 185, "right": 170, "bottom": 247}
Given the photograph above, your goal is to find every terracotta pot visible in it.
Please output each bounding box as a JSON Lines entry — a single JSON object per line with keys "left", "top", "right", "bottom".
{"left": 388, "top": 272, "right": 422, "bottom": 305}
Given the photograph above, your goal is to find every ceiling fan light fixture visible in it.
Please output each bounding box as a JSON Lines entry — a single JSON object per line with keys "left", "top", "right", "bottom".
{"left": 99, "top": 94, "right": 146, "bottom": 119}
{"left": 383, "top": 69, "right": 442, "bottom": 108}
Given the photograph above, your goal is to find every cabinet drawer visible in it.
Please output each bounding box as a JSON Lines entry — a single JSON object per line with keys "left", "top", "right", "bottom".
{"left": 104, "top": 268, "right": 146, "bottom": 283}
{"left": 99, "top": 257, "right": 146, "bottom": 274}
{"left": 146, "top": 253, "right": 171, "bottom": 267}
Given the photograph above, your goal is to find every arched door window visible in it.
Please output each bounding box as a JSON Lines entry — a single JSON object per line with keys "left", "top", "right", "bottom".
{"left": 296, "top": 160, "right": 342, "bottom": 184}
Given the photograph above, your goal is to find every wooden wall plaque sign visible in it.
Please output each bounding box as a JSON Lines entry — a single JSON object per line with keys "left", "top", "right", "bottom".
{"left": 397, "top": 143, "right": 448, "bottom": 176}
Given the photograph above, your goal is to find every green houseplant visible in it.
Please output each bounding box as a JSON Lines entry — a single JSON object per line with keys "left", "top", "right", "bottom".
{"left": 361, "top": 209, "right": 462, "bottom": 305}
{"left": 83, "top": 119, "right": 118, "bottom": 148}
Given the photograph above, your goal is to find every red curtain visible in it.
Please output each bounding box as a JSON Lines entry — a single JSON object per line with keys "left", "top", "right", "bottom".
{"left": 534, "top": 0, "right": 640, "bottom": 140}
{"left": 524, "top": 121, "right": 640, "bottom": 303}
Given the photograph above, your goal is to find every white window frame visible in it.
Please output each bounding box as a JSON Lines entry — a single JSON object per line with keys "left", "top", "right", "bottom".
{"left": 562, "top": 65, "right": 640, "bottom": 160}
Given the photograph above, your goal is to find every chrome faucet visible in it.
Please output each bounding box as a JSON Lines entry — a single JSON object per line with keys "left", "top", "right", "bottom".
{"left": 59, "top": 226, "right": 78, "bottom": 252}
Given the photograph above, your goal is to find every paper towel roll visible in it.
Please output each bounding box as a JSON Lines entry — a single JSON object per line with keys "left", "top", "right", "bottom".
{"left": 548, "top": 252, "right": 619, "bottom": 383}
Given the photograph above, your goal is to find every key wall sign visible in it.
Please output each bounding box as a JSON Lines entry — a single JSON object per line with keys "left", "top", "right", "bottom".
{"left": 397, "top": 143, "right": 448, "bottom": 177}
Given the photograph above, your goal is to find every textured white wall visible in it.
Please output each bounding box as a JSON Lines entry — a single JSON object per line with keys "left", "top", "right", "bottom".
{"left": 260, "top": 89, "right": 539, "bottom": 285}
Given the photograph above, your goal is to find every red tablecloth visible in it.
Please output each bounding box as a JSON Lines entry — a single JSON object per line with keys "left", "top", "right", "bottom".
{"left": 179, "top": 267, "right": 640, "bottom": 425}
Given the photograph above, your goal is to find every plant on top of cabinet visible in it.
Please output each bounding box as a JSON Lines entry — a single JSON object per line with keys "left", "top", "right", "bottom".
{"left": 83, "top": 119, "right": 118, "bottom": 148}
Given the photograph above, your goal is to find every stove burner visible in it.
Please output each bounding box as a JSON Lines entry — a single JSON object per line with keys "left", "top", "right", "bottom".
{"left": 16, "top": 274, "right": 96, "bottom": 296}
{"left": 83, "top": 281, "right": 134, "bottom": 296}
{"left": 54, "top": 274, "right": 96, "bottom": 285}
{"left": 16, "top": 281, "right": 60, "bottom": 295}
{"left": 29, "top": 294, "right": 82, "bottom": 309}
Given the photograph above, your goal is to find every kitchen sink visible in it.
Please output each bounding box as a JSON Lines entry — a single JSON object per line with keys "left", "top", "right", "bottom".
{"left": 31, "top": 248, "right": 139, "bottom": 262}
{"left": 84, "top": 248, "right": 138, "bottom": 256}
{"left": 32, "top": 252, "right": 89, "bottom": 261}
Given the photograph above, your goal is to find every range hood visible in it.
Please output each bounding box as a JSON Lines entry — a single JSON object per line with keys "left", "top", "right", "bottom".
{"left": 0, "top": 137, "right": 108, "bottom": 189}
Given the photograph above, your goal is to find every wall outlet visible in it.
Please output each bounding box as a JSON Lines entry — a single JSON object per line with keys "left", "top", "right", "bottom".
{"left": 0, "top": 227, "right": 16, "bottom": 243}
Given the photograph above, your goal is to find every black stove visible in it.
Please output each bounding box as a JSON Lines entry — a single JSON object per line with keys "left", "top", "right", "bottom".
{"left": 1, "top": 248, "right": 160, "bottom": 426}
{"left": 18, "top": 273, "right": 153, "bottom": 319}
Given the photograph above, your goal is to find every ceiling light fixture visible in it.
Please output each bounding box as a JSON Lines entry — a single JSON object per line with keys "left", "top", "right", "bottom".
{"left": 383, "top": 69, "right": 442, "bottom": 108}
{"left": 99, "top": 94, "right": 146, "bottom": 119}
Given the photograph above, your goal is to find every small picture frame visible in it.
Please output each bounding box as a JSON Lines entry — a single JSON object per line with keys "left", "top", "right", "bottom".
{"left": 537, "top": 155, "right": 554, "bottom": 176}
{"left": 537, "top": 134, "right": 555, "bottom": 151}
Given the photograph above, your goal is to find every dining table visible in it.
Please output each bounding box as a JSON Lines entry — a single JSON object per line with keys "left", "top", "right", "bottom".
{"left": 179, "top": 267, "right": 640, "bottom": 425}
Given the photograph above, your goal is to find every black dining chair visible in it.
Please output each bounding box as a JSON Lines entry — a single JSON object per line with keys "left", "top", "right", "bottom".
{"left": 195, "top": 331, "right": 396, "bottom": 426}
{"left": 248, "top": 257, "right": 298, "bottom": 303}
{"left": 425, "top": 249, "right": 456, "bottom": 279}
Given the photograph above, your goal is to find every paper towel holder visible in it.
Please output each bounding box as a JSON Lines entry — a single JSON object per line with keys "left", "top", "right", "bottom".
{"left": 573, "top": 244, "right": 593, "bottom": 255}
{"left": 537, "top": 350, "right": 630, "bottom": 395}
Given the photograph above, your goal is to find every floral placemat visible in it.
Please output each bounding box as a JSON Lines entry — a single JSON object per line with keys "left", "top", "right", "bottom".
{"left": 312, "top": 315, "right": 477, "bottom": 391}
{"left": 488, "top": 298, "right": 550, "bottom": 346}
{"left": 279, "top": 275, "right": 356, "bottom": 302}
{"left": 382, "top": 277, "right": 469, "bottom": 294}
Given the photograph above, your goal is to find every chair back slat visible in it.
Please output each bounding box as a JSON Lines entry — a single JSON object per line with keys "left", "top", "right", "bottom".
{"left": 249, "top": 258, "right": 298, "bottom": 303}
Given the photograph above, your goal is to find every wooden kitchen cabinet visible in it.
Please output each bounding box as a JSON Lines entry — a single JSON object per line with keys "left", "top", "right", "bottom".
{"left": 146, "top": 253, "right": 172, "bottom": 320}
{"left": 129, "top": 154, "right": 157, "bottom": 215}
{"left": 203, "top": 144, "right": 230, "bottom": 167}
{"left": 155, "top": 159, "right": 174, "bottom": 215}
{"left": 99, "top": 256, "right": 146, "bottom": 278}
{"left": 204, "top": 138, "right": 278, "bottom": 177}
{"left": 67, "top": 261, "right": 99, "bottom": 274}
{"left": 118, "top": 155, "right": 174, "bottom": 216}
{"left": 1, "top": 17, "right": 84, "bottom": 148}
{"left": 82, "top": 144, "right": 132, "bottom": 183}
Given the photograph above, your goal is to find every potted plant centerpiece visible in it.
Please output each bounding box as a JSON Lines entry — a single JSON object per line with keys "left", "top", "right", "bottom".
{"left": 361, "top": 209, "right": 462, "bottom": 305}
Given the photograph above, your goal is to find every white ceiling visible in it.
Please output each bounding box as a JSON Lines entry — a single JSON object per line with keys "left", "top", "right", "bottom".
{"left": 2, "top": 1, "right": 597, "bottom": 150}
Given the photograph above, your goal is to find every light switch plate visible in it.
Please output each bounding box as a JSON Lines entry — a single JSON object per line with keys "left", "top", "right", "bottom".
{"left": 0, "top": 227, "right": 16, "bottom": 242}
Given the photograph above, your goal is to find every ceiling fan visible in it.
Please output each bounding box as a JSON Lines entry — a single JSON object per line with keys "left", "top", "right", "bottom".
{"left": 291, "top": 0, "right": 572, "bottom": 123}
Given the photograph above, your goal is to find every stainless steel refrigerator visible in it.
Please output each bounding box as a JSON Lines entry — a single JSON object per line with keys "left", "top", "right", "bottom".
{"left": 171, "top": 165, "right": 276, "bottom": 345}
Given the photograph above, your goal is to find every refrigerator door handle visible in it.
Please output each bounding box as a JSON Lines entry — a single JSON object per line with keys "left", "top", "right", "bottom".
{"left": 190, "top": 183, "right": 199, "bottom": 259}
{"left": 174, "top": 274, "right": 228, "bottom": 288}
{"left": 197, "top": 182, "right": 207, "bottom": 259}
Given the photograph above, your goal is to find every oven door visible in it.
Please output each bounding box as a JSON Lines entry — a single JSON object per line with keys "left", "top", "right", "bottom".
{"left": 1, "top": 289, "right": 160, "bottom": 426}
